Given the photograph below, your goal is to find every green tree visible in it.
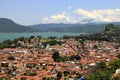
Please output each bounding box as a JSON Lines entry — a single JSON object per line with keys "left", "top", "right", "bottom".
{"left": 116, "top": 54, "right": 120, "bottom": 59}
{"left": 63, "top": 71, "right": 70, "bottom": 77}
{"left": 79, "top": 38, "right": 86, "bottom": 50}
{"left": 1, "top": 63, "right": 8, "bottom": 67}
{"left": 109, "top": 59, "right": 120, "bottom": 72}
{"left": 29, "top": 72, "right": 37, "bottom": 76}
{"left": 52, "top": 51, "right": 60, "bottom": 62}
{"left": 42, "top": 77, "right": 47, "bottom": 80}
{"left": 70, "top": 55, "right": 81, "bottom": 61}
{"left": 0, "top": 77, "right": 3, "bottom": 80}
{"left": 20, "top": 77, "right": 26, "bottom": 80}
{"left": 29, "top": 36, "right": 35, "bottom": 39}
{"left": 86, "top": 70, "right": 111, "bottom": 80}
{"left": 8, "top": 56, "right": 15, "bottom": 60}
{"left": 105, "top": 23, "right": 116, "bottom": 31}
{"left": 57, "top": 72, "right": 62, "bottom": 80}
{"left": 26, "top": 64, "right": 36, "bottom": 69}
{"left": 96, "top": 61, "right": 106, "bottom": 69}
{"left": 60, "top": 56, "right": 68, "bottom": 62}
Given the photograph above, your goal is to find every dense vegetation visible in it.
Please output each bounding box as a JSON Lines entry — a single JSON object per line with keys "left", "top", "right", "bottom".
{"left": 0, "top": 39, "right": 21, "bottom": 49}
{"left": 85, "top": 56, "right": 120, "bottom": 80}
{"left": 63, "top": 23, "right": 120, "bottom": 43}
{"left": 52, "top": 51, "right": 81, "bottom": 62}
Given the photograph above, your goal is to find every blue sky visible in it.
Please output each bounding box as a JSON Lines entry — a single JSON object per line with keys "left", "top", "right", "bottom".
{"left": 0, "top": 0, "right": 120, "bottom": 25}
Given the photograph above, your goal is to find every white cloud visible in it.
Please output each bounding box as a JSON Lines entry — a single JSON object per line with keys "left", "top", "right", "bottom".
{"left": 67, "top": 6, "right": 72, "bottom": 10}
{"left": 51, "top": 14, "right": 66, "bottom": 20}
{"left": 42, "top": 8, "right": 120, "bottom": 23}
{"left": 42, "top": 17, "right": 49, "bottom": 23}
{"left": 75, "top": 8, "right": 120, "bottom": 22}
{"left": 42, "top": 12, "right": 77, "bottom": 23}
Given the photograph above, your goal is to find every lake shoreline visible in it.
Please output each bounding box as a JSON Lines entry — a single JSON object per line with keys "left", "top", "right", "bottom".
{"left": 0, "top": 32, "right": 85, "bottom": 42}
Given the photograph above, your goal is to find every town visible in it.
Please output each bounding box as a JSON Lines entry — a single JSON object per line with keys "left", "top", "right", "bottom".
{"left": 0, "top": 29, "right": 120, "bottom": 80}
{"left": 0, "top": 0, "right": 120, "bottom": 80}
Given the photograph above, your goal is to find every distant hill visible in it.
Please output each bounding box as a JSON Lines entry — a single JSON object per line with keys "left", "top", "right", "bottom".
{"left": 31, "top": 22, "right": 120, "bottom": 33}
{"left": 77, "top": 23, "right": 120, "bottom": 43}
{"left": 0, "top": 18, "right": 120, "bottom": 33}
{"left": 30, "top": 23, "right": 80, "bottom": 32}
{"left": 0, "top": 18, "right": 35, "bottom": 32}
{"left": 30, "top": 23, "right": 107, "bottom": 33}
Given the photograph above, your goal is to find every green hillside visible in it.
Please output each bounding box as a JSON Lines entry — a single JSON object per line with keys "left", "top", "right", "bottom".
{"left": 0, "top": 18, "right": 34, "bottom": 32}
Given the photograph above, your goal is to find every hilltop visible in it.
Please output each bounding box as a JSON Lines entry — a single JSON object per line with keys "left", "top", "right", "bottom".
{"left": 0, "top": 18, "right": 35, "bottom": 33}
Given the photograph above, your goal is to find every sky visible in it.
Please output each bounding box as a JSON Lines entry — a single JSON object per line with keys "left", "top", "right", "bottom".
{"left": 0, "top": 0, "right": 120, "bottom": 25}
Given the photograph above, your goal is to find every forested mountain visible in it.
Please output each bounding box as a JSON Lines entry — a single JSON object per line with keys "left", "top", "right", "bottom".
{"left": 0, "top": 18, "right": 120, "bottom": 33}
{"left": 0, "top": 18, "right": 35, "bottom": 32}
{"left": 74, "top": 23, "right": 120, "bottom": 43}
{"left": 30, "top": 23, "right": 106, "bottom": 33}
{"left": 31, "top": 23, "right": 120, "bottom": 33}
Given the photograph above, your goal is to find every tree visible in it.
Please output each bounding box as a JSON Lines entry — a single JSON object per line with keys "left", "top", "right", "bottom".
{"left": 20, "top": 77, "right": 26, "bottom": 80}
{"left": 37, "top": 36, "right": 41, "bottom": 39}
{"left": 47, "top": 77, "right": 55, "bottom": 80}
{"left": 93, "top": 45, "right": 98, "bottom": 49}
{"left": 105, "top": 24, "right": 114, "bottom": 31}
{"left": 63, "top": 71, "right": 70, "bottom": 76}
{"left": 105, "top": 23, "right": 115, "bottom": 31}
{"left": 109, "top": 59, "right": 120, "bottom": 72}
{"left": 52, "top": 51, "right": 60, "bottom": 62}
{"left": 86, "top": 70, "right": 111, "bottom": 80}
{"left": 1, "top": 63, "right": 8, "bottom": 67}
{"left": 29, "top": 72, "right": 37, "bottom": 76}
{"left": 2, "top": 40, "right": 12, "bottom": 48}
{"left": 26, "top": 64, "right": 36, "bottom": 69}
{"left": 42, "top": 77, "right": 47, "bottom": 80}
{"left": 17, "top": 37, "right": 25, "bottom": 41}
{"left": 60, "top": 56, "right": 68, "bottom": 62}
{"left": 96, "top": 61, "right": 106, "bottom": 69}
{"left": 7, "top": 69, "right": 12, "bottom": 75}
{"left": 57, "top": 72, "right": 62, "bottom": 80}
{"left": 8, "top": 56, "right": 15, "bottom": 60}
{"left": 29, "top": 36, "right": 35, "bottom": 39}
{"left": 70, "top": 55, "right": 81, "bottom": 61}
{"left": 116, "top": 54, "right": 120, "bottom": 59}
{"left": 79, "top": 38, "right": 86, "bottom": 50}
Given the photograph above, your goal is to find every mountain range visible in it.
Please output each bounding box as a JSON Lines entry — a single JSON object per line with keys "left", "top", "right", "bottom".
{"left": 0, "top": 18, "right": 120, "bottom": 33}
{"left": 0, "top": 18, "right": 36, "bottom": 32}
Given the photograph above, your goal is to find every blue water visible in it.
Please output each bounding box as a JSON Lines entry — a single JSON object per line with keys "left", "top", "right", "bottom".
{"left": 0, "top": 32, "right": 82, "bottom": 42}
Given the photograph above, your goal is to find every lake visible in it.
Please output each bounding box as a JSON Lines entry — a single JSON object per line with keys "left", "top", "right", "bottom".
{"left": 0, "top": 32, "right": 83, "bottom": 42}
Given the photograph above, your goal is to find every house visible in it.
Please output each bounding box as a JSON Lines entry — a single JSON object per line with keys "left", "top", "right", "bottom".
{"left": 89, "top": 63, "right": 96, "bottom": 67}
{"left": 116, "top": 69, "right": 120, "bottom": 74}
